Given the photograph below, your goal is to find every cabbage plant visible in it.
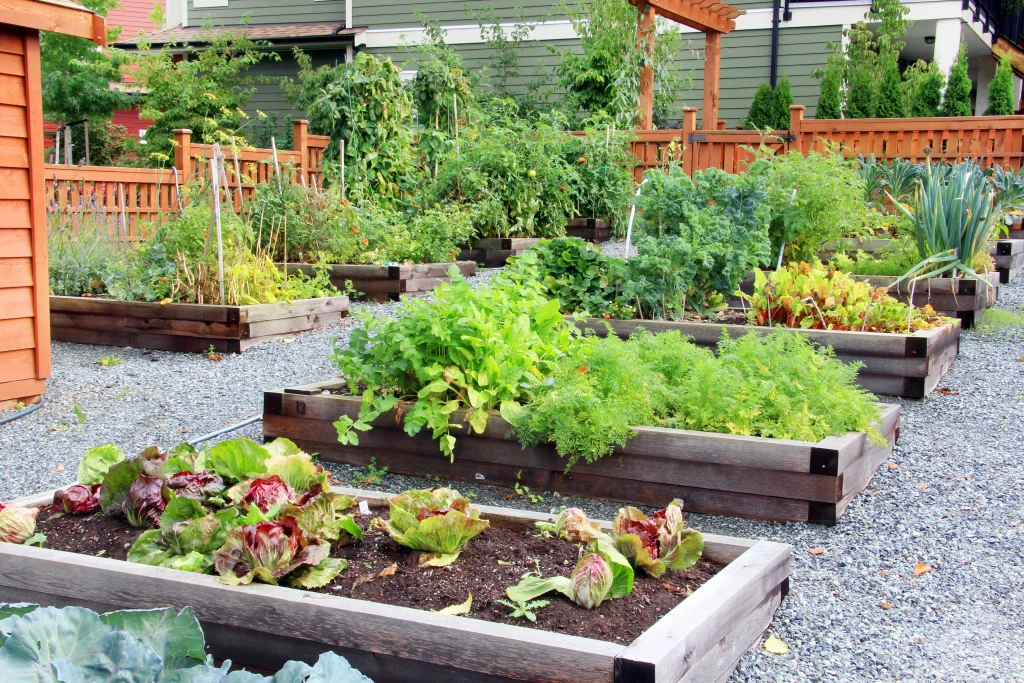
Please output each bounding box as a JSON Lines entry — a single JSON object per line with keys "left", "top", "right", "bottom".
{"left": 374, "top": 488, "right": 489, "bottom": 566}
{"left": 0, "top": 602, "right": 373, "bottom": 682}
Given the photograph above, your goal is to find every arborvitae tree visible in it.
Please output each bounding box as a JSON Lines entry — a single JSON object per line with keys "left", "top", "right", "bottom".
{"left": 913, "top": 63, "right": 942, "bottom": 117}
{"left": 985, "top": 57, "right": 1015, "bottom": 116}
{"left": 816, "top": 55, "right": 843, "bottom": 119}
{"left": 772, "top": 73, "right": 794, "bottom": 129}
{"left": 941, "top": 42, "right": 973, "bottom": 117}
{"left": 875, "top": 59, "right": 906, "bottom": 118}
{"left": 745, "top": 82, "right": 776, "bottom": 129}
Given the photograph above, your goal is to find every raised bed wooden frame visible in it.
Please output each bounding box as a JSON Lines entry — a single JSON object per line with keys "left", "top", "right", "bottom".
{"left": 992, "top": 239, "right": 1024, "bottom": 284}
{"left": 566, "top": 218, "right": 612, "bottom": 243}
{"left": 457, "top": 238, "right": 540, "bottom": 267}
{"left": 264, "top": 383, "right": 901, "bottom": 525}
{"left": 50, "top": 295, "right": 349, "bottom": 353}
{"left": 278, "top": 262, "right": 476, "bottom": 302}
{"left": 851, "top": 272, "right": 1000, "bottom": 329}
{"left": 576, "top": 318, "right": 960, "bottom": 398}
{"left": 0, "top": 488, "right": 791, "bottom": 683}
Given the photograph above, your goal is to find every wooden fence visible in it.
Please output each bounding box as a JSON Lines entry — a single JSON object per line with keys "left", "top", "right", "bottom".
{"left": 45, "top": 120, "right": 329, "bottom": 239}
{"left": 629, "top": 105, "right": 1024, "bottom": 181}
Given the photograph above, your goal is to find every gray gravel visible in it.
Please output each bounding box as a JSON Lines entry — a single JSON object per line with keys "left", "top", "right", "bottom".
{"left": 1, "top": 268, "right": 1022, "bottom": 682}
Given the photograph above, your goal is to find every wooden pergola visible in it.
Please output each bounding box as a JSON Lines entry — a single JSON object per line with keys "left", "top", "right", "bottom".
{"left": 629, "top": 0, "right": 743, "bottom": 130}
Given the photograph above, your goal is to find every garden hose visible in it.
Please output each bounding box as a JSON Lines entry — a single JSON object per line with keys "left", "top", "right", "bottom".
{"left": 0, "top": 397, "right": 47, "bottom": 426}
{"left": 187, "top": 414, "right": 262, "bottom": 447}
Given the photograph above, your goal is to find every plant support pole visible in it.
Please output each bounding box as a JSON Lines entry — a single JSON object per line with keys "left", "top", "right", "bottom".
{"left": 623, "top": 180, "right": 648, "bottom": 261}
{"left": 340, "top": 139, "right": 345, "bottom": 200}
{"left": 271, "top": 136, "right": 284, "bottom": 193}
{"left": 211, "top": 143, "right": 226, "bottom": 305}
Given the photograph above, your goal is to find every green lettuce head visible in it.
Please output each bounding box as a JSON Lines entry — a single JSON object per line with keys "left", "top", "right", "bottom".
{"left": 374, "top": 488, "right": 489, "bottom": 566}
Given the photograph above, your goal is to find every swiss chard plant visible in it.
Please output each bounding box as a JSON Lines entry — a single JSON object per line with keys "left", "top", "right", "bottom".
{"left": 373, "top": 488, "right": 489, "bottom": 566}
{"left": 0, "top": 602, "right": 373, "bottom": 682}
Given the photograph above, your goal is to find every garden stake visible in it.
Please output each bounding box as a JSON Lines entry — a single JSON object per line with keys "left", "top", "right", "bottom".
{"left": 623, "top": 179, "right": 648, "bottom": 261}
{"left": 211, "top": 143, "right": 226, "bottom": 305}
{"left": 232, "top": 147, "right": 244, "bottom": 212}
{"left": 453, "top": 93, "right": 459, "bottom": 154}
{"left": 171, "top": 166, "right": 184, "bottom": 214}
{"left": 118, "top": 183, "right": 127, "bottom": 236}
{"left": 776, "top": 242, "right": 786, "bottom": 269}
{"left": 271, "top": 136, "right": 284, "bottom": 193}
{"left": 340, "top": 139, "right": 346, "bottom": 200}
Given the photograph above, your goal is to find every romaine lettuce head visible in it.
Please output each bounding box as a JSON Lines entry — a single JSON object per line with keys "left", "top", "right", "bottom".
{"left": 569, "top": 553, "right": 614, "bottom": 609}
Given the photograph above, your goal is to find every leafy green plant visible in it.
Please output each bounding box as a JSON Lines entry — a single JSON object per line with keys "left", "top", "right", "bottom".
{"left": 748, "top": 147, "right": 868, "bottom": 263}
{"left": 744, "top": 82, "right": 775, "bottom": 130}
{"left": 331, "top": 272, "right": 579, "bottom": 459}
{"left": 350, "top": 457, "right": 388, "bottom": 488}
{"left": 496, "top": 597, "right": 550, "bottom": 622}
{"left": 612, "top": 502, "right": 703, "bottom": 578}
{"left": 941, "top": 42, "right": 973, "bottom": 117}
{"left": 893, "top": 159, "right": 1000, "bottom": 284}
{"left": 506, "top": 536, "right": 634, "bottom": 610}
{"left": 47, "top": 208, "right": 120, "bottom": 297}
{"left": 372, "top": 488, "right": 489, "bottom": 566}
{"left": 561, "top": 127, "right": 636, "bottom": 228}
{"left": 513, "top": 329, "right": 884, "bottom": 468}
{"left": 986, "top": 57, "right": 1015, "bottom": 116}
{"left": 502, "top": 237, "right": 625, "bottom": 316}
{"left": 989, "top": 165, "right": 1024, "bottom": 216}
{"left": 829, "top": 235, "right": 921, "bottom": 276}
{"left": 0, "top": 603, "right": 372, "bottom": 682}
{"left": 740, "top": 262, "right": 954, "bottom": 333}
{"left": 771, "top": 74, "right": 793, "bottom": 130}
{"left": 624, "top": 166, "right": 770, "bottom": 317}
{"left": 878, "top": 158, "right": 921, "bottom": 205}
{"left": 426, "top": 113, "right": 576, "bottom": 238}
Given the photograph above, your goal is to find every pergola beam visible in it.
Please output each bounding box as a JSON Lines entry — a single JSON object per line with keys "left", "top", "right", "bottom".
{"left": 629, "top": 0, "right": 741, "bottom": 130}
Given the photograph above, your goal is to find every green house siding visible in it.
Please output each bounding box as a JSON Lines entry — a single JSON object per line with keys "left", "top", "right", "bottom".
{"left": 242, "top": 48, "right": 346, "bottom": 130}
{"left": 674, "top": 25, "right": 842, "bottom": 124}
{"left": 354, "top": 1, "right": 566, "bottom": 31}
{"left": 190, "top": 0, "right": 345, "bottom": 26}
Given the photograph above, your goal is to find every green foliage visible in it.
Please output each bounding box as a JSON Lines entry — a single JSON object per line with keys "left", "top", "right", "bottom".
{"left": 286, "top": 51, "right": 416, "bottom": 202}
{"left": 893, "top": 160, "right": 1000, "bottom": 283}
{"left": 513, "top": 329, "right": 884, "bottom": 468}
{"left": 741, "top": 261, "right": 953, "bottom": 333}
{"left": 561, "top": 127, "right": 637, "bottom": 228}
{"left": 556, "top": 0, "right": 689, "bottom": 127}
{"left": 70, "top": 119, "right": 136, "bottom": 166}
{"left": 246, "top": 111, "right": 294, "bottom": 150}
{"left": 624, "top": 166, "right": 770, "bottom": 317}
{"left": 48, "top": 210, "right": 120, "bottom": 297}
{"left": 749, "top": 147, "right": 867, "bottom": 262}
{"left": 988, "top": 164, "right": 1024, "bottom": 213}
{"left": 843, "top": 25, "right": 877, "bottom": 119}
{"left": 771, "top": 74, "right": 793, "bottom": 130}
{"left": 941, "top": 42, "right": 973, "bottom": 117}
{"left": 468, "top": 8, "right": 550, "bottom": 114}
{"left": 815, "top": 50, "right": 843, "bottom": 119}
{"left": 985, "top": 57, "right": 1015, "bottom": 116}
{"left": 829, "top": 235, "right": 921, "bottom": 276}
{"left": 503, "top": 237, "right": 626, "bottom": 315}
{"left": 104, "top": 241, "right": 177, "bottom": 302}
{"left": 904, "top": 60, "right": 944, "bottom": 117}
{"left": 0, "top": 603, "right": 372, "bottom": 681}
{"left": 496, "top": 597, "right": 550, "bottom": 622}
{"left": 331, "top": 273, "right": 579, "bottom": 459}
{"left": 134, "top": 24, "right": 277, "bottom": 156}
{"left": 40, "top": 0, "right": 132, "bottom": 132}
{"left": 875, "top": 59, "right": 906, "bottom": 118}
{"left": 426, "top": 114, "right": 575, "bottom": 238}
{"left": 744, "top": 82, "right": 776, "bottom": 130}
{"left": 373, "top": 488, "right": 489, "bottom": 565}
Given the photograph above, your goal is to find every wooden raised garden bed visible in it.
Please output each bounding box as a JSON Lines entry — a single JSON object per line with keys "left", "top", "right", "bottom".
{"left": 991, "top": 240, "right": 1024, "bottom": 284}
{"left": 0, "top": 488, "right": 791, "bottom": 683}
{"left": 850, "top": 272, "right": 1000, "bottom": 329}
{"left": 566, "top": 218, "right": 612, "bottom": 243}
{"left": 457, "top": 238, "right": 540, "bottom": 267}
{"left": 1004, "top": 216, "right": 1024, "bottom": 240}
{"left": 279, "top": 262, "right": 476, "bottom": 302}
{"left": 50, "top": 295, "right": 348, "bottom": 353}
{"left": 818, "top": 237, "right": 892, "bottom": 260}
{"left": 264, "top": 382, "right": 901, "bottom": 525}
{"left": 575, "top": 318, "right": 960, "bottom": 399}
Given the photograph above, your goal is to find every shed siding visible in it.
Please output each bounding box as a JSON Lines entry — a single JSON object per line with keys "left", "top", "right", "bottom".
{"left": 190, "top": 0, "right": 345, "bottom": 27}
{"left": 0, "top": 24, "right": 47, "bottom": 404}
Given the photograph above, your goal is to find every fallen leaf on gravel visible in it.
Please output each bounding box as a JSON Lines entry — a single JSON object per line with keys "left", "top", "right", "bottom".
{"left": 378, "top": 563, "right": 398, "bottom": 578}
{"left": 808, "top": 548, "right": 825, "bottom": 555}
{"left": 888, "top": 463, "right": 900, "bottom": 470}
{"left": 880, "top": 602, "right": 893, "bottom": 610}
{"left": 282, "top": 337, "right": 296, "bottom": 344}
{"left": 913, "top": 563, "right": 932, "bottom": 577}
{"left": 661, "top": 583, "right": 693, "bottom": 596}
{"left": 437, "top": 592, "right": 472, "bottom": 616}
{"left": 504, "top": 493, "right": 516, "bottom": 500}
{"left": 935, "top": 388, "right": 959, "bottom": 396}
{"left": 53, "top": 464, "right": 64, "bottom": 473}
{"left": 915, "top": 483, "right": 929, "bottom": 490}
{"left": 763, "top": 635, "right": 790, "bottom": 655}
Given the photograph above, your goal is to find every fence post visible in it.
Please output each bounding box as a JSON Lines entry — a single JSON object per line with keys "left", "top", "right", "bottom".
{"left": 788, "top": 105, "right": 805, "bottom": 154}
{"left": 293, "top": 119, "right": 309, "bottom": 183}
{"left": 716, "top": 119, "right": 726, "bottom": 131}
{"left": 173, "top": 129, "right": 193, "bottom": 181}
{"left": 682, "top": 106, "right": 698, "bottom": 176}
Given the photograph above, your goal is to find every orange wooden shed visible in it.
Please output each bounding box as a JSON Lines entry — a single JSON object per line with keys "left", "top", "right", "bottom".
{"left": 0, "top": 0, "right": 105, "bottom": 409}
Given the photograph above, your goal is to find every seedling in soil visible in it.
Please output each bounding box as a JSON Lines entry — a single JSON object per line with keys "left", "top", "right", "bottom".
{"left": 351, "top": 457, "right": 388, "bottom": 487}
{"left": 496, "top": 597, "right": 550, "bottom": 622}
{"left": 512, "top": 470, "right": 544, "bottom": 504}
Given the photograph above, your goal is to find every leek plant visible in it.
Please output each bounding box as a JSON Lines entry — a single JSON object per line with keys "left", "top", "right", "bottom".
{"left": 891, "top": 159, "right": 1000, "bottom": 285}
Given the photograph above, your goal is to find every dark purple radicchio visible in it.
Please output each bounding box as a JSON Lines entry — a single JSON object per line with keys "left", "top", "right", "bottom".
{"left": 53, "top": 484, "right": 101, "bottom": 515}
{"left": 241, "top": 475, "right": 296, "bottom": 513}
{"left": 213, "top": 516, "right": 338, "bottom": 587}
{"left": 123, "top": 475, "right": 169, "bottom": 528}
{"left": 166, "top": 470, "right": 225, "bottom": 501}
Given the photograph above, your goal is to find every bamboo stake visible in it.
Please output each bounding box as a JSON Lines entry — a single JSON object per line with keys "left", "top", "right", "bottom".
{"left": 340, "top": 139, "right": 345, "bottom": 200}
{"left": 453, "top": 93, "right": 459, "bottom": 154}
{"left": 270, "top": 136, "right": 283, "bottom": 193}
{"left": 171, "top": 166, "right": 184, "bottom": 213}
{"left": 211, "top": 143, "right": 226, "bottom": 305}
{"left": 118, "top": 183, "right": 127, "bottom": 236}
{"left": 84, "top": 119, "right": 90, "bottom": 165}
{"left": 232, "top": 147, "right": 244, "bottom": 211}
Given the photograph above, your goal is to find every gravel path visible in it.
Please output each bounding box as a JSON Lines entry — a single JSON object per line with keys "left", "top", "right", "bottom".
{"left": 1, "top": 267, "right": 1022, "bottom": 682}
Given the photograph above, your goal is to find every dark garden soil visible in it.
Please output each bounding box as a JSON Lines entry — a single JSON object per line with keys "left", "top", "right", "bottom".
{"left": 36, "top": 510, "right": 721, "bottom": 645}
